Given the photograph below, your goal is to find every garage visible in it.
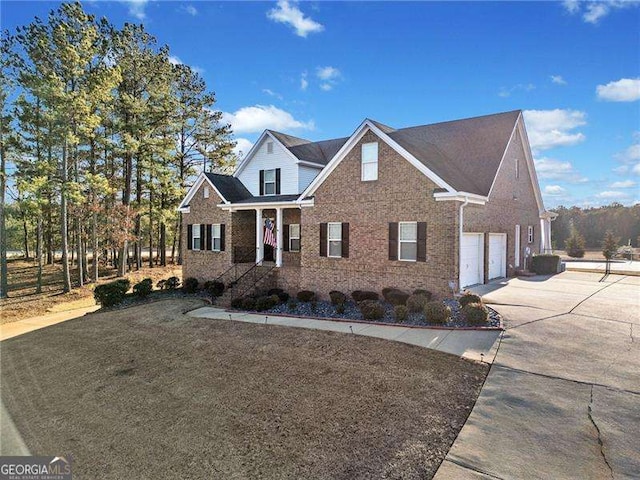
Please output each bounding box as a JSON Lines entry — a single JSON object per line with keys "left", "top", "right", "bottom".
{"left": 488, "top": 233, "right": 507, "bottom": 280}
{"left": 460, "top": 233, "right": 484, "bottom": 288}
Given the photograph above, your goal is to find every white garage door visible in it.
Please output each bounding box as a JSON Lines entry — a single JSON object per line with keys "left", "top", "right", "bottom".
{"left": 488, "top": 233, "right": 507, "bottom": 280}
{"left": 461, "top": 233, "right": 484, "bottom": 288}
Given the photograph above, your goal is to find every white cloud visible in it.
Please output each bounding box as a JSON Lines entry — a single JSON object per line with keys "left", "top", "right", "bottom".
{"left": 316, "top": 66, "right": 341, "bottom": 91}
{"left": 182, "top": 4, "right": 197, "bottom": 16}
{"left": 300, "top": 72, "right": 308, "bottom": 91}
{"left": 498, "top": 83, "right": 535, "bottom": 98}
{"left": 320, "top": 83, "right": 332, "bottom": 91}
{"left": 596, "top": 78, "right": 640, "bottom": 102}
{"left": 535, "top": 157, "right": 588, "bottom": 183}
{"left": 168, "top": 55, "right": 203, "bottom": 74}
{"left": 613, "top": 141, "right": 640, "bottom": 176}
{"left": 544, "top": 185, "right": 567, "bottom": 196}
{"left": 550, "top": 75, "right": 567, "bottom": 85}
{"left": 523, "top": 109, "right": 586, "bottom": 151}
{"left": 233, "top": 138, "right": 254, "bottom": 158}
{"left": 262, "top": 89, "right": 283, "bottom": 100}
{"left": 610, "top": 180, "right": 637, "bottom": 188}
{"left": 267, "top": 0, "right": 324, "bottom": 38}
{"left": 563, "top": 0, "right": 640, "bottom": 24}
{"left": 597, "top": 190, "right": 628, "bottom": 199}
{"left": 123, "top": 0, "right": 149, "bottom": 20}
{"left": 222, "top": 105, "right": 314, "bottom": 134}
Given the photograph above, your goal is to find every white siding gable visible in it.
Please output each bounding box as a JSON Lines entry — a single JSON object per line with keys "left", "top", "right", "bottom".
{"left": 298, "top": 165, "right": 322, "bottom": 192}
{"left": 236, "top": 136, "right": 299, "bottom": 196}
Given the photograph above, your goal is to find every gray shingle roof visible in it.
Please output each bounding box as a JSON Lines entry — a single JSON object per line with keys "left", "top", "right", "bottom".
{"left": 269, "top": 130, "right": 349, "bottom": 166}
{"left": 204, "top": 172, "right": 252, "bottom": 202}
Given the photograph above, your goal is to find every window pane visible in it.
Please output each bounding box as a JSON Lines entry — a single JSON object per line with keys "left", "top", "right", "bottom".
{"left": 400, "top": 223, "right": 417, "bottom": 241}
{"left": 362, "top": 162, "right": 377, "bottom": 181}
{"left": 212, "top": 224, "right": 221, "bottom": 238}
{"left": 213, "top": 238, "right": 221, "bottom": 251}
{"left": 328, "top": 223, "right": 341, "bottom": 239}
{"left": 290, "top": 239, "right": 300, "bottom": 252}
{"left": 400, "top": 242, "right": 417, "bottom": 261}
{"left": 264, "top": 169, "right": 275, "bottom": 181}
{"left": 362, "top": 143, "right": 378, "bottom": 163}
{"left": 329, "top": 241, "right": 342, "bottom": 257}
{"left": 290, "top": 224, "right": 300, "bottom": 238}
{"left": 265, "top": 182, "right": 275, "bottom": 195}
{"left": 193, "top": 238, "right": 201, "bottom": 250}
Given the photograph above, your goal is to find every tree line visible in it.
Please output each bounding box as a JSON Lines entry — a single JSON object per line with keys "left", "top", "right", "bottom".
{"left": 551, "top": 203, "right": 640, "bottom": 251}
{"left": 1, "top": 2, "right": 237, "bottom": 297}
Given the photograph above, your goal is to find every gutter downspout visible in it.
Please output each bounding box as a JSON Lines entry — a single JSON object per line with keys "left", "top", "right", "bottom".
{"left": 458, "top": 195, "right": 469, "bottom": 293}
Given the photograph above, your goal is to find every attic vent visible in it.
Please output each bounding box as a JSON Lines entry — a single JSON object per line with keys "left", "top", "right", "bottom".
{"left": 267, "top": 142, "right": 274, "bottom": 154}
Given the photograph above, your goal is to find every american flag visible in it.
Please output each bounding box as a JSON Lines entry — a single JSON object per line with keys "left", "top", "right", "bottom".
{"left": 264, "top": 219, "right": 277, "bottom": 248}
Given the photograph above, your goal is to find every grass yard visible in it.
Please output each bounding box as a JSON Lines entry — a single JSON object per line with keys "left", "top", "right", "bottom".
{"left": 0, "top": 258, "right": 181, "bottom": 324}
{"left": 1, "top": 299, "right": 488, "bottom": 479}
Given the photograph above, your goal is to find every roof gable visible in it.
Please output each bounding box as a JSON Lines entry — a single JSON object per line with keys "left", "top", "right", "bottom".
{"left": 204, "top": 172, "right": 252, "bottom": 203}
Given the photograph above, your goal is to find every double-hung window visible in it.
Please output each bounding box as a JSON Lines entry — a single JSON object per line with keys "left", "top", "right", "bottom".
{"left": 399, "top": 222, "right": 417, "bottom": 261}
{"left": 289, "top": 224, "right": 300, "bottom": 252}
{"left": 212, "top": 224, "right": 222, "bottom": 251}
{"left": 203, "top": 186, "right": 210, "bottom": 198}
{"left": 192, "top": 224, "right": 201, "bottom": 250}
{"left": 361, "top": 142, "right": 378, "bottom": 181}
{"left": 328, "top": 222, "right": 342, "bottom": 258}
{"left": 264, "top": 169, "right": 276, "bottom": 195}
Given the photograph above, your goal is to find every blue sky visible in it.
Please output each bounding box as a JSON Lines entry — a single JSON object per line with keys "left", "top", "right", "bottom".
{"left": 3, "top": 0, "right": 639, "bottom": 208}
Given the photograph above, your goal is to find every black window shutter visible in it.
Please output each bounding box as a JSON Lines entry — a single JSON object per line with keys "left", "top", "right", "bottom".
{"left": 187, "top": 224, "right": 193, "bottom": 250}
{"left": 200, "top": 224, "right": 206, "bottom": 250}
{"left": 319, "top": 223, "right": 327, "bottom": 257}
{"left": 283, "top": 224, "right": 290, "bottom": 252}
{"left": 342, "top": 223, "right": 349, "bottom": 258}
{"left": 205, "top": 224, "right": 212, "bottom": 251}
{"left": 259, "top": 170, "right": 264, "bottom": 195}
{"left": 417, "top": 222, "right": 427, "bottom": 262}
{"left": 220, "top": 224, "right": 226, "bottom": 251}
{"left": 389, "top": 222, "right": 398, "bottom": 260}
{"left": 275, "top": 168, "right": 281, "bottom": 194}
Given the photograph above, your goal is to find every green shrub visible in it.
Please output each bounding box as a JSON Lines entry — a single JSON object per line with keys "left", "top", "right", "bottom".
{"left": 310, "top": 300, "right": 318, "bottom": 313}
{"left": 359, "top": 300, "right": 385, "bottom": 320}
{"left": 241, "top": 297, "right": 256, "bottom": 311}
{"left": 329, "top": 290, "right": 347, "bottom": 306}
{"left": 268, "top": 288, "right": 289, "bottom": 302}
{"left": 133, "top": 278, "right": 153, "bottom": 298}
{"left": 382, "top": 287, "right": 397, "bottom": 299}
{"left": 394, "top": 305, "right": 408, "bottom": 323}
{"left": 352, "top": 290, "right": 379, "bottom": 302}
{"left": 406, "top": 293, "right": 430, "bottom": 313}
{"left": 385, "top": 289, "right": 410, "bottom": 306}
{"left": 183, "top": 277, "right": 199, "bottom": 293}
{"left": 335, "top": 303, "right": 345, "bottom": 314}
{"left": 531, "top": 255, "right": 560, "bottom": 275}
{"left": 255, "top": 295, "right": 279, "bottom": 312}
{"left": 156, "top": 279, "right": 167, "bottom": 290}
{"left": 166, "top": 276, "right": 180, "bottom": 290}
{"left": 462, "top": 302, "right": 489, "bottom": 326}
{"left": 94, "top": 279, "right": 131, "bottom": 308}
{"left": 287, "top": 299, "right": 297, "bottom": 311}
{"left": 412, "top": 289, "right": 433, "bottom": 301}
{"left": 424, "top": 301, "right": 451, "bottom": 325}
{"left": 297, "top": 290, "right": 316, "bottom": 302}
{"left": 565, "top": 226, "right": 586, "bottom": 258}
{"left": 230, "top": 297, "right": 243, "bottom": 309}
{"left": 459, "top": 293, "right": 482, "bottom": 308}
{"left": 204, "top": 280, "right": 225, "bottom": 297}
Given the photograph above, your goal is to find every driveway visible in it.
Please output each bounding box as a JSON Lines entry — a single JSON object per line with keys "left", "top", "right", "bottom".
{"left": 434, "top": 272, "right": 640, "bottom": 479}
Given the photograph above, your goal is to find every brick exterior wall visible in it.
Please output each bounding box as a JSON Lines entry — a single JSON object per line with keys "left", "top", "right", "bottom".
{"left": 181, "top": 182, "right": 233, "bottom": 282}
{"left": 296, "top": 130, "right": 459, "bottom": 300}
{"left": 464, "top": 126, "right": 541, "bottom": 279}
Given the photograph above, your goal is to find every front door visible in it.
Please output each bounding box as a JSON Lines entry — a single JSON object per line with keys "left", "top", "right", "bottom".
{"left": 264, "top": 244, "right": 274, "bottom": 262}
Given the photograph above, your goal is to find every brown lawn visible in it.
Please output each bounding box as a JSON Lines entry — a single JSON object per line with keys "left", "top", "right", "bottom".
{"left": 0, "top": 258, "right": 181, "bottom": 324}
{"left": 1, "top": 299, "right": 488, "bottom": 479}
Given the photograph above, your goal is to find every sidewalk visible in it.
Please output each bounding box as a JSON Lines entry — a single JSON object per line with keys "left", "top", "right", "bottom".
{"left": 0, "top": 305, "right": 100, "bottom": 341}
{"left": 187, "top": 306, "right": 502, "bottom": 363}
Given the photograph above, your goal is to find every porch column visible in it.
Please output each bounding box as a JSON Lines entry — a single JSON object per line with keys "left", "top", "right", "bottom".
{"left": 256, "top": 208, "right": 263, "bottom": 264}
{"left": 275, "top": 207, "right": 283, "bottom": 267}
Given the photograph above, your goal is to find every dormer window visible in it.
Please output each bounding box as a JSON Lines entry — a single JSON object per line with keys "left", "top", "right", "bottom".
{"left": 361, "top": 142, "right": 378, "bottom": 181}
{"left": 267, "top": 141, "right": 274, "bottom": 154}
{"left": 264, "top": 169, "right": 276, "bottom": 195}
{"left": 203, "top": 186, "right": 210, "bottom": 198}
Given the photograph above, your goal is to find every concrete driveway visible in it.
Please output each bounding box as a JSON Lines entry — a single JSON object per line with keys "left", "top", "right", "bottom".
{"left": 434, "top": 272, "right": 640, "bottom": 480}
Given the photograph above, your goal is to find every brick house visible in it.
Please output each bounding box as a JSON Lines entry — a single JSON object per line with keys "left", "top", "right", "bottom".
{"left": 178, "top": 110, "right": 556, "bottom": 300}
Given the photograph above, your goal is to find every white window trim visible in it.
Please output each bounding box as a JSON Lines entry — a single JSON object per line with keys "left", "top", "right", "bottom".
{"left": 212, "top": 224, "right": 221, "bottom": 252}
{"left": 515, "top": 157, "right": 519, "bottom": 179}
{"left": 192, "top": 223, "right": 201, "bottom": 250}
{"left": 361, "top": 142, "right": 378, "bottom": 181}
{"left": 203, "top": 186, "right": 210, "bottom": 199}
{"left": 328, "top": 222, "right": 342, "bottom": 258}
{"left": 398, "top": 221, "right": 418, "bottom": 262}
{"left": 263, "top": 168, "right": 276, "bottom": 196}
{"left": 289, "top": 224, "right": 300, "bottom": 252}
{"left": 528, "top": 225, "right": 534, "bottom": 244}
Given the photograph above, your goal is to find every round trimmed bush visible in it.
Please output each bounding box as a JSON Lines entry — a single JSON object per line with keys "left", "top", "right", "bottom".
{"left": 329, "top": 290, "right": 347, "bottom": 306}
{"left": 394, "top": 305, "right": 408, "bottom": 323}
{"left": 336, "top": 303, "right": 346, "bottom": 314}
{"left": 255, "top": 295, "right": 279, "bottom": 311}
{"left": 166, "top": 276, "right": 181, "bottom": 290}
{"left": 382, "top": 287, "right": 397, "bottom": 299}
{"left": 156, "top": 279, "right": 167, "bottom": 290}
{"left": 296, "top": 290, "right": 316, "bottom": 302}
{"left": 230, "top": 297, "right": 243, "bottom": 309}
{"left": 241, "top": 297, "right": 256, "bottom": 311}
{"left": 268, "top": 288, "right": 289, "bottom": 302}
{"left": 459, "top": 293, "right": 482, "bottom": 308}
{"left": 94, "top": 279, "right": 131, "bottom": 307}
{"left": 424, "top": 301, "right": 451, "bottom": 325}
{"left": 385, "top": 289, "right": 410, "bottom": 306}
{"left": 359, "top": 300, "right": 385, "bottom": 320}
{"left": 406, "top": 293, "right": 430, "bottom": 313}
{"left": 133, "top": 278, "right": 153, "bottom": 298}
{"left": 287, "top": 299, "right": 297, "bottom": 311}
{"left": 183, "top": 277, "right": 199, "bottom": 293}
{"left": 412, "top": 289, "right": 433, "bottom": 301}
{"left": 352, "top": 290, "right": 379, "bottom": 302}
{"left": 205, "top": 280, "right": 225, "bottom": 297}
{"left": 462, "top": 302, "right": 489, "bottom": 326}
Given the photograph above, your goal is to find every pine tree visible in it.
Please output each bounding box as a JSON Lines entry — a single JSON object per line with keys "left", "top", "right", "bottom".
{"left": 602, "top": 230, "right": 619, "bottom": 260}
{"left": 565, "top": 223, "right": 586, "bottom": 258}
